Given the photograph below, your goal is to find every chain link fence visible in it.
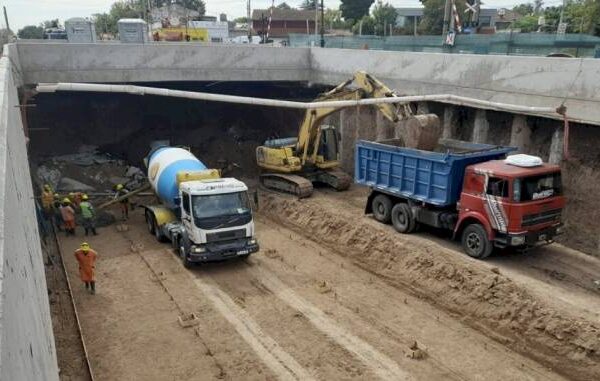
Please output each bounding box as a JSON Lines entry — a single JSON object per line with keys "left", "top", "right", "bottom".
{"left": 289, "top": 33, "right": 600, "bottom": 58}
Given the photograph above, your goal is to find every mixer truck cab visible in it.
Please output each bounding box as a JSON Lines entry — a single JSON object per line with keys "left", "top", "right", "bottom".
{"left": 144, "top": 146, "right": 259, "bottom": 267}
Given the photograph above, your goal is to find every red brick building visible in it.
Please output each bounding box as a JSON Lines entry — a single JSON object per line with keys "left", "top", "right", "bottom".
{"left": 252, "top": 8, "right": 317, "bottom": 38}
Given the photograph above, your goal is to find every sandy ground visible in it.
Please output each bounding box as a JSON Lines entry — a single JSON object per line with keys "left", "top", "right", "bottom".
{"left": 52, "top": 188, "right": 599, "bottom": 380}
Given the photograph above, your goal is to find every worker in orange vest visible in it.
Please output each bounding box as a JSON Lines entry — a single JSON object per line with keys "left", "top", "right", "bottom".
{"left": 74, "top": 242, "right": 98, "bottom": 294}
{"left": 60, "top": 198, "right": 76, "bottom": 236}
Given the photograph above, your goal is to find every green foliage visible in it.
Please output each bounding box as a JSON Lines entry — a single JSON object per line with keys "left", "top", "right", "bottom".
{"left": 234, "top": 17, "right": 249, "bottom": 24}
{"left": 324, "top": 8, "right": 348, "bottom": 29}
{"left": 513, "top": 15, "right": 539, "bottom": 32}
{"left": 299, "top": 0, "right": 318, "bottom": 10}
{"left": 340, "top": 0, "right": 375, "bottom": 23}
{"left": 419, "top": 0, "right": 466, "bottom": 35}
{"left": 512, "top": 3, "right": 534, "bottom": 16}
{"left": 42, "top": 19, "right": 61, "bottom": 29}
{"left": 178, "top": 0, "right": 206, "bottom": 16}
{"left": 352, "top": 15, "right": 376, "bottom": 34}
{"left": 277, "top": 2, "right": 293, "bottom": 9}
{"left": 17, "top": 25, "right": 44, "bottom": 39}
{"left": 372, "top": 1, "right": 397, "bottom": 35}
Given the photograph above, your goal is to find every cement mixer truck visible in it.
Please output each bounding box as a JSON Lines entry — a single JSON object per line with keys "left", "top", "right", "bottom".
{"left": 143, "top": 145, "right": 259, "bottom": 267}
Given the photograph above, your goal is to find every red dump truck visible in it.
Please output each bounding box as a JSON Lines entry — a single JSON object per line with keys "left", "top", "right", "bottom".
{"left": 355, "top": 139, "right": 566, "bottom": 259}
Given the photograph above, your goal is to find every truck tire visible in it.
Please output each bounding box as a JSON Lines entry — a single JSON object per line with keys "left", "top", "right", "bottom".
{"left": 461, "top": 224, "right": 493, "bottom": 259}
{"left": 178, "top": 238, "right": 194, "bottom": 269}
{"left": 372, "top": 194, "right": 392, "bottom": 223}
{"left": 145, "top": 210, "right": 155, "bottom": 235}
{"left": 391, "top": 203, "right": 416, "bottom": 233}
{"left": 153, "top": 217, "right": 168, "bottom": 243}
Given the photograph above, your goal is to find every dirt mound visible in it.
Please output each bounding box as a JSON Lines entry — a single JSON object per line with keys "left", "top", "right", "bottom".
{"left": 259, "top": 193, "right": 600, "bottom": 380}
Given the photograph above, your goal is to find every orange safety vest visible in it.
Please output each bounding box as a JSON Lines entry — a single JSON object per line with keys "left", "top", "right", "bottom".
{"left": 42, "top": 191, "right": 54, "bottom": 210}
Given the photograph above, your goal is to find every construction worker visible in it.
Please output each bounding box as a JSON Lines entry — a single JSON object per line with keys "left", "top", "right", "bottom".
{"left": 74, "top": 242, "right": 97, "bottom": 294}
{"left": 69, "top": 192, "right": 82, "bottom": 208}
{"left": 114, "top": 184, "right": 130, "bottom": 220}
{"left": 79, "top": 194, "right": 97, "bottom": 236}
{"left": 52, "top": 193, "right": 63, "bottom": 231}
{"left": 41, "top": 184, "right": 54, "bottom": 219}
{"left": 60, "top": 198, "right": 76, "bottom": 236}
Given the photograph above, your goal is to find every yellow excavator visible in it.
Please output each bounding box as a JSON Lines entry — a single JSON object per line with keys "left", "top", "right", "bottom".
{"left": 256, "top": 71, "right": 435, "bottom": 198}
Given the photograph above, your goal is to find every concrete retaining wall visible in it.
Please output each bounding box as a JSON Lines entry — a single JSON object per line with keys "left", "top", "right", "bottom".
{"left": 0, "top": 45, "right": 59, "bottom": 380}
{"left": 17, "top": 42, "right": 311, "bottom": 84}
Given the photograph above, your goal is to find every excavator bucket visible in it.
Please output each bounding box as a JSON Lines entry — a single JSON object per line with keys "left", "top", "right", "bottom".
{"left": 398, "top": 114, "right": 442, "bottom": 151}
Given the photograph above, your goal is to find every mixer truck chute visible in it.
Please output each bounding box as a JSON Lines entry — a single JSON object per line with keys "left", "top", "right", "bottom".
{"left": 143, "top": 146, "right": 259, "bottom": 267}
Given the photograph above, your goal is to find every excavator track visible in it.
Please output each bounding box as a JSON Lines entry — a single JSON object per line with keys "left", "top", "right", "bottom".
{"left": 316, "top": 170, "right": 352, "bottom": 191}
{"left": 260, "top": 173, "right": 314, "bottom": 198}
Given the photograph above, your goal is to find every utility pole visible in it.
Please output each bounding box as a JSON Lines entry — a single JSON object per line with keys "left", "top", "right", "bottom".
{"left": 3, "top": 6, "right": 10, "bottom": 34}
{"left": 320, "top": 0, "right": 325, "bottom": 47}
{"left": 247, "top": 0, "right": 252, "bottom": 40}
{"left": 442, "top": 0, "right": 450, "bottom": 37}
{"left": 315, "top": 0, "right": 318, "bottom": 37}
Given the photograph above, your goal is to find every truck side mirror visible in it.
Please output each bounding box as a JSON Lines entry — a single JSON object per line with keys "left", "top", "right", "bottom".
{"left": 253, "top": 190, "right": 259, "bottom": 211}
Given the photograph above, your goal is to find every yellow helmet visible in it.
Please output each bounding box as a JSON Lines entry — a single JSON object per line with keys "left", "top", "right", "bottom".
{"left": 62, "top": 198, "right": 71, "bottom": 204}
{"left": 54, "top": 193, "right": 60, "bottom": 198}
{"left": 43, "top": 184, "right": 51, "bottom": 191}
{"left": 81, "top": 194, "right": 89, "bottom": 201}
{"left": 116, "top": 184, "right": 124, "bottom": 191}
{"left": 80, "top": 242, "right": 90, "bottom": 251}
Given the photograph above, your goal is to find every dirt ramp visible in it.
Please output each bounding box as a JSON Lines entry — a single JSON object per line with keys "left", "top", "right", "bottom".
{"left": 259, "top": 193, "right": 600, "bottom": 381}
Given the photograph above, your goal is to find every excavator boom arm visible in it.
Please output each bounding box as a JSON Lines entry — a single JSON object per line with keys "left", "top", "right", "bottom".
{"left": 295, "top": 71, "right": 401, "bottom": 164}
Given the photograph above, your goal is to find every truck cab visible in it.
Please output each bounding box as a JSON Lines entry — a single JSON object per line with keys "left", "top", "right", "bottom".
{"left": 146, "top": 177, "right": 259, "bottom": 267}
{"left": 457, "top": 157, "right": 565, "bottom": 257}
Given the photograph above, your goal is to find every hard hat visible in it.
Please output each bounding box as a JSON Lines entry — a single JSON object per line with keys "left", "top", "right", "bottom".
{"left": 44, "top": 184, "right": 51, "bottom": 191}
{"left": 69, "top": 192, "right": 75, "bottom": 197}
{"left": 81, "top": 194, "right": 89, "bottom": 201}
{"left": 80, "top": 242, "right": 90, "bottom": 251}
{"left": 54, "top": 193, "right": 60, "bottom": 198}
{"left": 116, "top": 184, "right": 124, "bottom": 191}
{"left": 62, "top": 198, "right": 71, "bottom": 204}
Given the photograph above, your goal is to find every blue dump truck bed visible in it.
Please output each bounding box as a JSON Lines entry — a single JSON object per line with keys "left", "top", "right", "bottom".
{"left": 355, "top": 139, "right": 516, "bottom": 207}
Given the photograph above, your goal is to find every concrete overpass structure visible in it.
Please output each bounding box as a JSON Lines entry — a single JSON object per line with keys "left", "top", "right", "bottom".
{"left": 1, "top": 41, "right": 600, "bottom": 380}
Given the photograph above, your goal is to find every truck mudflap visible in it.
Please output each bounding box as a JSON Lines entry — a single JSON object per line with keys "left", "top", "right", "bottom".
{"left": 188, "top": 238, "right": 259, "bottom": 263}
{"left": 493, "top": 224, "right": 563, "bottom": 249}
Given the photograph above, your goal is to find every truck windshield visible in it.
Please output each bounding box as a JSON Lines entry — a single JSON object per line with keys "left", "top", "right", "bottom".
{"left": 192, "top": 192, "right": 251, "bottom": 219}
{"left": 513, "top": 172, "right": 562, "bottom": 202}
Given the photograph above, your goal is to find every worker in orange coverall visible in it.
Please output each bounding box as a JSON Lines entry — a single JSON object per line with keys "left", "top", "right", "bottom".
{"left": 74, "top": 242, "right": 98, "bottom": 294}
{"left": 60, "top": 198, "right": 76, "bottom": 236}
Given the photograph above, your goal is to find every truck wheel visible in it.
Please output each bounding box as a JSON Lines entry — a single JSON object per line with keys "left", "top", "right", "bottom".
{"left": 145, "top": 211, "right": 155, "bottom": 235}
{"left": 461, "top": 224, "right": 493, "bottom": 259}
{"left": 372, "top": 194, "right": 392, "bottom": 223}
{"left": 391, "top": 203, "right": 416, "bottom": 233}
{"left": 179, "top": 241, "right": 193, "bottom": 269}
{"left": 154, "top": 217, "right": 167, "bottom": 243}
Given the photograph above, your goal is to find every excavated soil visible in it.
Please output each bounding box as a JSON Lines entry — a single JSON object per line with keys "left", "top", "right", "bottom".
{"left": 259, "top": 191, "right": 600, "bottom": 381}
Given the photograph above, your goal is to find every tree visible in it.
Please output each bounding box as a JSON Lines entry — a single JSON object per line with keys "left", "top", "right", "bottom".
{"left": 512, "top": 3, "right": 534, "bottom": 16}
{"left": 177, "top": 0, "right": 206, "bottom": 17}
{"left": 42, "top": 19, "right": 61, "bottom": 29}
{"left": 234, "top": 17, "right": 249, "bottom": 24}
{"left": 340, "top": 0, "right": 375, "bottom": 23}
{"left": 299, "top": 0, "right": 319, "bottom": 10}
{"left": 512, "top": 14, "right": 539, "bottom": 32}
{"left": 419, "top": 0, "right": 466, "bottom": 35}
{"left": 324, "top": 8, "right": 348, "bottom": 29}
{"left": 17, "top": 25, "right": 44, "bottom": 39}
{"left": 352, "top": 15, "right": 376, "bottom": 34}
{"left": 277, "top": 2, "right": 293, "bottom": 9}
{"left": 533, "top": 0, "right": 544, "bottom": 14}
{"left": 372, "top": 1, "right": 397, "bottom": 35}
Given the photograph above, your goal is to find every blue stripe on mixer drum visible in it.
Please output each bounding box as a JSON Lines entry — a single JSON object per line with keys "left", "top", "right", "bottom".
{"left": 156, "top": 159, "right": 206, "bottom": 209}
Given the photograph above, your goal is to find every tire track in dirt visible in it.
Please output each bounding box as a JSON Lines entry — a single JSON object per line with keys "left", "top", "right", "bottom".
{"left": 188, "top": 266, "right": 316, "bottom": 381}
{"left": 246, "top": 265, "right": 411, "bottom": 381}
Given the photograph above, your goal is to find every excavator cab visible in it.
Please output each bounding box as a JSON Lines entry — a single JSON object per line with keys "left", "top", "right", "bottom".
{"left": 317, "top": 125, "right": 340, "bottom": 164}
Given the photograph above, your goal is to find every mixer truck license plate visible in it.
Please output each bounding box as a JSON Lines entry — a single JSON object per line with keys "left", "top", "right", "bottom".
{"left": 237, "top": 250, "right": 249, "bottom": 255}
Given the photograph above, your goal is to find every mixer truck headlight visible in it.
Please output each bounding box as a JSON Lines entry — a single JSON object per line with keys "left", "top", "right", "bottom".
{"left": 511, "top": 236, "right": 526, "bottom": 246}
{"left": 248, "top": 238, "right": 257, "bottom": 245}
{"left": 192, "top": 246, "right": 206, "bottom": 253}
{"left": 556, "top": 225, "right": 564, "bottom": 235}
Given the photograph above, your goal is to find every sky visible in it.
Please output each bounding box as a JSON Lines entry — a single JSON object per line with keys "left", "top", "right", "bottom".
{"left": 4, "top": 0, "right": 566, "bottom": 31}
